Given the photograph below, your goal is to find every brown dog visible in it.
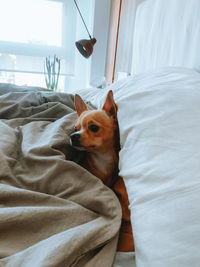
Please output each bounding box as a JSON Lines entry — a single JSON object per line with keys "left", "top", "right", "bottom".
{"left": 70, "top": 90, "right": 134, "bottom": 252}
{"left": 70, "top": 90, "right": 119, "bottom": 187}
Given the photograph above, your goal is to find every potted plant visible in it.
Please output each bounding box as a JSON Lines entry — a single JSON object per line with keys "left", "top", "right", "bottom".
{"left": 44, "top": 55, "right": 61, "bottom": 91}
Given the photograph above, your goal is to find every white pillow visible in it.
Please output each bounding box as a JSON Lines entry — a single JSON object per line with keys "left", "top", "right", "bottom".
{"left": 116, "top": 67, "right": 200, "bottom": 267}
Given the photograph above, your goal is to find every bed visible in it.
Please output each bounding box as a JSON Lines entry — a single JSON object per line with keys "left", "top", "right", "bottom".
{"left": 1, "top": 0, "right": 200, "bottom": 266}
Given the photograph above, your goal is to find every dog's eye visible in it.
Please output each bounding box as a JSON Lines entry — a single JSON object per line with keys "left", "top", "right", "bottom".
{"left": 89, "top": 124, "right": 99, "bottom": 133}
{"left": 74, "top": 127, "right": 78, "bottom": 132}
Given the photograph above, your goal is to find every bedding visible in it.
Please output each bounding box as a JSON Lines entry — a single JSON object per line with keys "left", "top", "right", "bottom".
{"left": 0, "top": 84, "right": 122, "bottom": 267}
{"left": 78, "top": 67, "right": 200, "bottom": 267}
{"left": 131, "top": 0, "right": 200, "bottom": 74}
{"left": 1, "top": 66, "right": 200, "bottom": 267}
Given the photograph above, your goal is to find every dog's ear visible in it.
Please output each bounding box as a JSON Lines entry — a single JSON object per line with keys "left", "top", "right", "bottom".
{"left": 102, "top": 90, "right": 117, "bottom": 120}
{"left": 74, "top": 94, "right": 88, "bottom": 116}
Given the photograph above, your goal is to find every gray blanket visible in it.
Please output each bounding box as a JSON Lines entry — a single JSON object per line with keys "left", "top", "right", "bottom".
{"left": 0, "top": 84, "right": 121, "bottom": 267}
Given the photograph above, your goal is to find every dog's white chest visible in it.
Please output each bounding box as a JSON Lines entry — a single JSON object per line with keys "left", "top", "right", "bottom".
{"left": 92, "top": 153, "right": 112, "bottom": 175}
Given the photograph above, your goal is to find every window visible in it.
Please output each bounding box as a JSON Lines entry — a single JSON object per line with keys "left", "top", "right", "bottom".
{"left": 0, "top": 0, "right": 75, "bottom": 90}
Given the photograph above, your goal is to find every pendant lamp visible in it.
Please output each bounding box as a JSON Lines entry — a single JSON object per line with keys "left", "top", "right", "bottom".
{"left": 74, "top": 0, "right": 97, "bottom": 58}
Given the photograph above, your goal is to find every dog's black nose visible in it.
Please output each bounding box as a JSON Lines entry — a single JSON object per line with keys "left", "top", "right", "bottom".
{"left": 70, "top": 132, "right": 80, "bottom": 146}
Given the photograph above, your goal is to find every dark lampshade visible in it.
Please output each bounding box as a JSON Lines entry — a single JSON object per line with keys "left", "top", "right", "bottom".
{"left": 75, "top": 38, "right": 96, "bottom": 58}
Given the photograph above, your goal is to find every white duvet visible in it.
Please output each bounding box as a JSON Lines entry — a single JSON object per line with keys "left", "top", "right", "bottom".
{"left": 78, "top": 67, "right": 200, "bottom": 267}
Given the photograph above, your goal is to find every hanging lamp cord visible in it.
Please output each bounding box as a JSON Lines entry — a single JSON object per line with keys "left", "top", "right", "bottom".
{"left": 74, "top": 0, "right": 92, "bottom": 39}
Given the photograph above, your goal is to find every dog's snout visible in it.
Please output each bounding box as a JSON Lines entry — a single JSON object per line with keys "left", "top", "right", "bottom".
{"left": 70, "top": 132, "right": 80, "bottom": 146}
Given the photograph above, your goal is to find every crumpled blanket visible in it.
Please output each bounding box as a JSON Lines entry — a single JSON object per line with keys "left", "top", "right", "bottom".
{"left": 0, "top": 84, "right": 121, "bottom": 267}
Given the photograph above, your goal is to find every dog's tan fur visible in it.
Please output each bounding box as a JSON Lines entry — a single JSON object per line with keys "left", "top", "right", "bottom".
{"left": 70, "top": 90, "right": 134, "bottom": 252}
{"left": 70, "top": 90, "right": 119, "bottom": 187}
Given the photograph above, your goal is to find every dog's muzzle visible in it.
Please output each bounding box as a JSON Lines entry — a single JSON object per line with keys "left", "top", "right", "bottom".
{"left": 70, "top": 132, "right": 81, "bottom": 147}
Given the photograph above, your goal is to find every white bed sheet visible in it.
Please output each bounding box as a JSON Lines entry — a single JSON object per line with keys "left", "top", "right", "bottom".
{"left": 131, "top": 0, "right": 200, "bottom": 75}
{"left": 78, "top": 67, "right": 200, "bottom": 267}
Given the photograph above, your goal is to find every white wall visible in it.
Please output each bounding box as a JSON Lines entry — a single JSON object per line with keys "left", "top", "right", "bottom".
{"left": 90, "top": 0, "right": 111, "bottom": 88}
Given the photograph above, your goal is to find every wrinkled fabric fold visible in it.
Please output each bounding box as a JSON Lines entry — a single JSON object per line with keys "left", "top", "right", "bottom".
{"left": 0, "top": 84, "right": 121, "bottom": 267}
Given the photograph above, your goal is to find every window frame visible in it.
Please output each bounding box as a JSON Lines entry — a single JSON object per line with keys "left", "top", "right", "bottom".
{"left": 0, "top": 0, "right": 76, "bottom": 76}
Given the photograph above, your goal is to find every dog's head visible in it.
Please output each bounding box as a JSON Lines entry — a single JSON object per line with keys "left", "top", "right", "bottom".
{"left": 70, "top": 90, "right": 118, "bottom": 152}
